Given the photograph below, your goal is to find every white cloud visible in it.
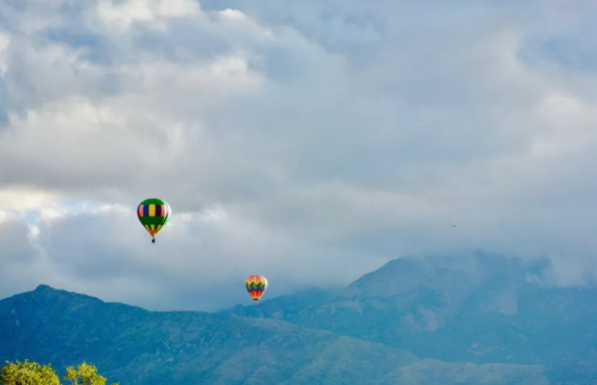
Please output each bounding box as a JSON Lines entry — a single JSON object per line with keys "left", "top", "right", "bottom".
{"left": 97, "top": 0, "right": 201, "bottom": 30}
{"left": 219, "top": 9, "right": 246, "bottom": 21}
{"left": 0, "top": 210, "right": 12, "bottom": 225}
{"left": 2, "top": 0, "right": 597, "bottom": 309}
{"left": 0, "top": 32, "right": 10, "bottom": 76}
{"left": 0, "top": 188, "right": 59, "bottom": 212}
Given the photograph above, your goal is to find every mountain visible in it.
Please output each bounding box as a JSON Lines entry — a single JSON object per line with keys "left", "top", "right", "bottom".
{"left": 228, "top": 254, "right": 597, "bottom": 384}
{"left": 0, "top": 284, "right": 548, "bottom": 385}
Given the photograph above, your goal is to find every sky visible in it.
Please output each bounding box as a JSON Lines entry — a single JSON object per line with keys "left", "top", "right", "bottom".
{"left": 1, "top": 0, "right": 597, "bottom": 311}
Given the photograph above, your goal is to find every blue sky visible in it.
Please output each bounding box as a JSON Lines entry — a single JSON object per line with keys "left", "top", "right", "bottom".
{"left": 1, "top": 0, "right": 597, "bottom": 311}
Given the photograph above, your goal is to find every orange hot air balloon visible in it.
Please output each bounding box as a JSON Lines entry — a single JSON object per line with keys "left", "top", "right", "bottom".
{"left": 245, "top": 275, "right": 268, "bottom": 306}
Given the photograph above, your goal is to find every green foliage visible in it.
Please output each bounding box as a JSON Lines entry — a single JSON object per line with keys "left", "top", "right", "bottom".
{"left": 63, "top": 363, "right": 118, "bottom": 385}
{"left": 0, "top": 361, "right": 117, "bottom": 385}
{"left": 0, "top": 360, "right": 60, "bottom": 385}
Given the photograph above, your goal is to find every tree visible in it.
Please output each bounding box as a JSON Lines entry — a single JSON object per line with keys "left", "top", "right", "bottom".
{"left": 63, "top": 362, "right": 118, "bottom": 385}
{"left": 0, "top": 360, "right": 61, "bottom": 385}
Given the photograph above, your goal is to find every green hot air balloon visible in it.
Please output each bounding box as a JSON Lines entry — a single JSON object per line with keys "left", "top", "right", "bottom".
{"left": 137, "top": 198, "right": 171, "bottom": 243}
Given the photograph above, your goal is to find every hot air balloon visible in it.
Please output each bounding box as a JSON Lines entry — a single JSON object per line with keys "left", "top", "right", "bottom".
{"left": 245, "top": 275, "right": 268, "bottom": 305}
{"left": 137, "top": 198, "right": 171, "bottom": 243}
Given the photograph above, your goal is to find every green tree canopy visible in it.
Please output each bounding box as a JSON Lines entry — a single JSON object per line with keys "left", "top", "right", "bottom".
{"left": 0, "top": 360, "right": 61, "bottom": 385}
{"left": 0, "top": 361, "right": 117, "bottom": 385}
{"left": 63, "top": 362, "right": 118, "bottom": 385}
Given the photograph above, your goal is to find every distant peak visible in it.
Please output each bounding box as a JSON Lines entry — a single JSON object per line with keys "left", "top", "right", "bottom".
{"left": 35, "top": 284, "right": 57, "bottom": 292}
{"left": 31, "top": 285, "right": 75, "bottom": 298}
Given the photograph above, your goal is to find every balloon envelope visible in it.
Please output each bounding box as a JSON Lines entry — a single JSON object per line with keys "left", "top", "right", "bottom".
{"left": 137, "top": 198, "right": 171, "bottom": 242}
{"left": 245, "top": 275, "right": 268, "bottom": 304}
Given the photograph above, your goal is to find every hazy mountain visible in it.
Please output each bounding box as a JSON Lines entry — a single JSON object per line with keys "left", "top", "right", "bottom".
{"left": 228, "top": 254, "right": 597, "bottom": 384}
{"left": 0, "top": 284, "right": 547, "bottom": 385}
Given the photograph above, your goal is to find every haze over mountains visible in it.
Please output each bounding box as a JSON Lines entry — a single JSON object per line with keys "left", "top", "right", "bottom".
{"left": 230, "top": 254, "right": 597, "bottom": 384}
{"left": 1, "top": 254, "right": 594, "bottom": 384}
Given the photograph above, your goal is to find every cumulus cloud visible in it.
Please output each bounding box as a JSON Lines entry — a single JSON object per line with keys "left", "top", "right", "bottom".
{"left": 1, "top": 0, "right": 597, "bottom": 310}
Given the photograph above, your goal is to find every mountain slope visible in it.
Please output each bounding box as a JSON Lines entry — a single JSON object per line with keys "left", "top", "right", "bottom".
{"left": 0, "top": 285, "right": 548, "bottom": 385}
{"left": 228, "top": 254, "right": 597, "bottom": 384}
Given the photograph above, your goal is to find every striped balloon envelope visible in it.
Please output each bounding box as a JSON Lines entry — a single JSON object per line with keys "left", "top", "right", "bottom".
{"left": 137, "top": 198, "right": 171, "bottom": 243}
{"left": 245, "top": 275, "right": 268, "bottom": 305}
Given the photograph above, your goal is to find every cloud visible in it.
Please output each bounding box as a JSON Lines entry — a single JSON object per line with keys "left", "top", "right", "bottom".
{"left": 1, "top": 0, "right": 597, "bottom": 310}
{"left": 97, "top": 0, "right": 202, "bottom": 30}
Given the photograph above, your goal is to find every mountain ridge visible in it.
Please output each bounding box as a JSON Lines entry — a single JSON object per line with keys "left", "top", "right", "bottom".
{"left": 228, "top": 254, "right": 597, "bottom": 384}
{"left": 0, "top": 280, "right": 549, "bottom": 385}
